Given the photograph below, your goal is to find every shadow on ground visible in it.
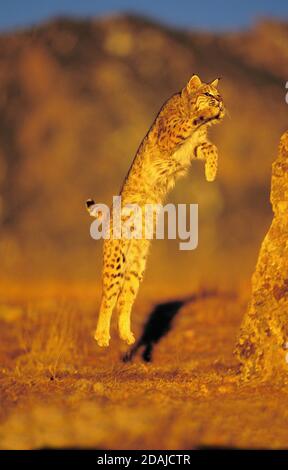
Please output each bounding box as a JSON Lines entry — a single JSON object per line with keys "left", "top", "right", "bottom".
{"left": 123, "top": 290, "right": 217, "bottom": 363}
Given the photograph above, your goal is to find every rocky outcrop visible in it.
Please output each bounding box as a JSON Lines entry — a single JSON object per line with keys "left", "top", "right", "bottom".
{"left": 235, "top": 131, "right": 288, "bottom": 379}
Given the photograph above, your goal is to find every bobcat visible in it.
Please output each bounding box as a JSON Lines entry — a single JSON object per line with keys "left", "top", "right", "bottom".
{"left": 87, "top": 74, "right": 225, "bottom": 347}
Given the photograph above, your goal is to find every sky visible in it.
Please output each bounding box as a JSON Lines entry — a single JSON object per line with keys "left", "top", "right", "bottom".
{"left": 0, "top": 0, "right": 287, "bottom": 32}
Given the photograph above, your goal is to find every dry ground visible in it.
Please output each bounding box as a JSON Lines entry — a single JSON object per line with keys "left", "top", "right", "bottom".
{"left": 1, "top": 283, "right": 288, "bottom": 450}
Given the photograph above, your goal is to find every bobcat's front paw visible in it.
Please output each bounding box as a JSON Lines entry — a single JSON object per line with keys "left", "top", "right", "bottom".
{"left": 205, "top": 159, "right": 217, "bottom": 182}
{"left": 94, "top": 330, "right": 110, "bottom": 347}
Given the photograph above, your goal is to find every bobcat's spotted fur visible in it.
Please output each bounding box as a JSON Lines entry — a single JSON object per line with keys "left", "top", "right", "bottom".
{"left": 87, "top": 74, "right": 225, "bottom": 347}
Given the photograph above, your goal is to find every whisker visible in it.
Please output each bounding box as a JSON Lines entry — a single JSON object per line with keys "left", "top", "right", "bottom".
{"left": 225, "top": 107, "right": 231, "bottom": 119}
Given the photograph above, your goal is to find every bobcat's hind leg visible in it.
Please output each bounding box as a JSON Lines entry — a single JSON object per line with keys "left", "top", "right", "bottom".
{"left": 95, "top": 294, "right": 118, "bottom": 347}
{"left": 117, "top": 240, "right": 149, "bottom": 345}
{"left": 95, "top": 239, "right": 127, "bottom": 347}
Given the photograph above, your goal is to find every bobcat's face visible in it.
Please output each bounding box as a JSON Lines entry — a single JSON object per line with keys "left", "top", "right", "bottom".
{"left": 183, "top": 75, "right": 225, "bottom": 127}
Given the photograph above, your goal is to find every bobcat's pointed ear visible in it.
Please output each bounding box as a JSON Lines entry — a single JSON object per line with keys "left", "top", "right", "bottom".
{"left": 210, "top": 78, "right": 220, "bottom": 88}
{"left": 186, "top": 74, "right": 202, "bottom": 93}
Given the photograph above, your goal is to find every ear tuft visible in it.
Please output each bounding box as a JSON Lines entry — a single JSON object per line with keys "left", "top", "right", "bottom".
{"left": 186, "top": 74, "right": 202, "bottom": 93}
{"left": 210, "top": 78, "right": 220, "bottom": 88}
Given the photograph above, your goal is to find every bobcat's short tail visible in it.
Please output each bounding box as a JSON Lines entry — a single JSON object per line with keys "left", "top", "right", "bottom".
{"left": 86, "top": 199, "right": 97, "bottom": 217}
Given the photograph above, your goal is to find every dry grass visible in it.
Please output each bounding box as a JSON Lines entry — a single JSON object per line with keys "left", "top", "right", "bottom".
{"left": 15, "top": 301, "right": 79, "bottom": 379}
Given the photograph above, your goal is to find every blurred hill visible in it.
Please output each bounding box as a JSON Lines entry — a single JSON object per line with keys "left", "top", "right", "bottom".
{"left": 0, "top": 14, "right": 287, "bottom": 289}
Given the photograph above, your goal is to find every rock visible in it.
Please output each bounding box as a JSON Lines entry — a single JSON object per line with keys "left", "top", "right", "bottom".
{"left": 92, "top": 382, "right": 105, "bottom": 395}
{"left": 235, "top": 131, "right": 288, "bottom": 379}
{"left": 218, "top": 385, "right": 234, "bottom": 394}
{"left": 75, "top": 379, "right": 92, "bottom": 392}
{"left": 0, "top": 304, "right": 23, "bottom": 322}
